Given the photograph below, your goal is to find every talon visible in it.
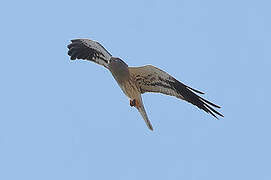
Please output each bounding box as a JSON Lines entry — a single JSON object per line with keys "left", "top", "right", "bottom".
{"left": 130, "top": 99, "right": 136, "bottom": 107}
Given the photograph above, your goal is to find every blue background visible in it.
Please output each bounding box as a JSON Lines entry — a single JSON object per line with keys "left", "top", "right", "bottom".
{"left": 1, "top": 0, "right": 270, "bottom": 179}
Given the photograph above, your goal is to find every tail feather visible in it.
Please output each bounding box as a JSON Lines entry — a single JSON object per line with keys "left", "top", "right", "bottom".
{"left": 136, "top": 104, "right": 153, "bottom": 131}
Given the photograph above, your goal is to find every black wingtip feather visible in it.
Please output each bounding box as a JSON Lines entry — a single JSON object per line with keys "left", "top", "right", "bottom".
{"left": 186, "top": 86, "right": 205, "bottom": 94}
{"left": 200, "top": 97, "right": 221, "bottom": 108}
{"left": 71, "top": 39, "right": 80, "bottom": 43}
{"left": 67, "top": 40, "right": 94, "bottom": 61}
{"left": 203, "top": 103, "right": 224, "bottom": 118}
{"left": 170, "top": 80, "right": 224, "bottom": 118}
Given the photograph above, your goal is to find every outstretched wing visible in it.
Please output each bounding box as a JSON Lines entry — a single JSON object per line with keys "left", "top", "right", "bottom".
{"left": 129, "top": 65, "right": 224, "bottom": 119}
{"left": 67, "top": 39, "right": 112, "bottom": 68}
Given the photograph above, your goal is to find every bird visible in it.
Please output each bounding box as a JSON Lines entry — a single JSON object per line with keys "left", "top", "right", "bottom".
{"left": 67, "top": 38, "right": 223, "bottom": 131}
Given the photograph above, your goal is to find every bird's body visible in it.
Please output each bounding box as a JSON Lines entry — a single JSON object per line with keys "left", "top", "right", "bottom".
{"left": 108, "top": 57, "right": 153, "bottom": 129}
{"left": 67, "top": 38, "right": 223, "bottom": 131}
{"left": 108, "top": 58, "right": 136, "bottom": 98}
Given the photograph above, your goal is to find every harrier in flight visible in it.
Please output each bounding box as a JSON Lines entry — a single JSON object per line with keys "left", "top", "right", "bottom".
{"left": 67, "top": 39, "right": 223, "bottom": 130}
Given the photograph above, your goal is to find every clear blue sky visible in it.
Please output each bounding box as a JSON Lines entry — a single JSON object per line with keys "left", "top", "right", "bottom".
{"left": 0, "top": 0, "right": 270, "bottom": 179}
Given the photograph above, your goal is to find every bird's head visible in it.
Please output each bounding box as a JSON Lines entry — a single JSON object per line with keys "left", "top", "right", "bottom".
{"left": 109, "top": 57, "right": 128, "bottom": 67}
{"left": 108, "top": 57, "right": 129, "bottom": 82}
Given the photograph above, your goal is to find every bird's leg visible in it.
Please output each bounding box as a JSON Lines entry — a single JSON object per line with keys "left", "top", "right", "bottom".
{"left": 135, "top": 100, "right": 141, "bottom": 108}
{"left": 130, "top": 99, "right": 141, "bottom": 108}
{"left": 130, "top": 99, "right": 136, "bottom": 107}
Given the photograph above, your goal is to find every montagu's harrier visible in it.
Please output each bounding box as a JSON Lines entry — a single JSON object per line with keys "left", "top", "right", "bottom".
{"left": 67, "top": 38, "right": 223, "bottom": 131}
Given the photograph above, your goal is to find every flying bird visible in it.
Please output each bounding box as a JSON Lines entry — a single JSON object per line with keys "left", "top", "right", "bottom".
{"left": 67, "top": 38, "right": 223, "bottom": 131}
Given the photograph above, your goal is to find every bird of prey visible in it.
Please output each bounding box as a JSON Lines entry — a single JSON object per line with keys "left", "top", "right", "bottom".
{"left": 67, "top": 38, "right": 223, "bottom": 131}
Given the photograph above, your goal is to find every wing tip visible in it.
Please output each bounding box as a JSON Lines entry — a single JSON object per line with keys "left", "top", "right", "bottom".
{"left": 187, "top": 86, "right": 205, "bottom": 94}
{"left": 171, "top": 79, "right": 224, "bottom": 119}
{"left": 203, "top": 103, "right": 224, "bottom": 119}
